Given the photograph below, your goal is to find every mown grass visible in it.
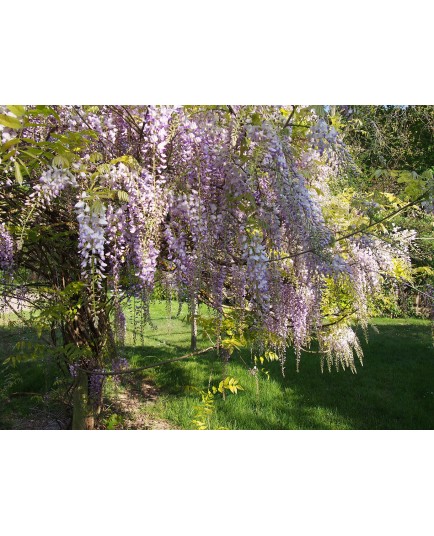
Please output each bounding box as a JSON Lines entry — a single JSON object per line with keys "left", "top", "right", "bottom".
{"left": 123, "top": 303, "right": 434, "bottom": 430}
{"left": 0, "top": 312, "right": 61, "bottom": 428}
{"left": 1, "top": 302, "right": 433, "bottom": 429}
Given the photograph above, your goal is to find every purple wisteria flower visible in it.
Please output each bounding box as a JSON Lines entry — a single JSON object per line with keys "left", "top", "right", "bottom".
{"left": 0, "top": 223, "right": 13, "bottom": 272}
{"left": 75, "top": 193, "right": 108, "bottom": 283}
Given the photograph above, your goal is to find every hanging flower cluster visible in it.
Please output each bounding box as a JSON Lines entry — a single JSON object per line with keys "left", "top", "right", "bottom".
{"left": 75, "top": 193, "right": 108, "bottom": 283}
{"left": 30, "top": 167, "right": 77, "bottom": 207}
{"left": 320, "top": 325, "right": 364, "bottom": 373}
{"left": 0, "top": 223, "right": 13, "bottom": 272}
{"left": 309, "top": 118, "right": 339, "bottom": 157}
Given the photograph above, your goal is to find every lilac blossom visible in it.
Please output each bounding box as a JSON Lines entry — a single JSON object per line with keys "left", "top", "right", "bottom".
{"left": 0, "top": 223, "right": 13, "bottom": 272}
{"left": 89, "top": 370, "right": 105, "bottom": 401}
{"left": 30, "top": 167, "right": 77, "bottom": 207}
{"left": 75, "top": 193, "right": 108, "bottom": 283}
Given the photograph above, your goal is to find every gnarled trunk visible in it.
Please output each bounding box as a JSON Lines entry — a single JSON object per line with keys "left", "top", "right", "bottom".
{"left": 72, "top": 370, "right": 94, "bottom": 430}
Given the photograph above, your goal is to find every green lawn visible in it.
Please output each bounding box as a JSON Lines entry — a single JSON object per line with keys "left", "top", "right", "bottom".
{"left": 124, "top": 304, "right": 434, "bottom": 429}
{"left": 1, "top": 302, "right": 433, "bottom": 429}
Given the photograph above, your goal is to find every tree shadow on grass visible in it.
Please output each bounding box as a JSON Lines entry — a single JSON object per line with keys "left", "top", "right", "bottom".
{"left": 123, "top": 343, "right": 218, "bottom": 397}
{"left": 0, "top": 324, "right": 71, "bottom": 429}
{"left": 229, "top": 322, "right": 434, "bottom": 430}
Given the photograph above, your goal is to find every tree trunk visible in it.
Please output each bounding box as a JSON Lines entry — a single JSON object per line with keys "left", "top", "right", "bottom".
{"left": 415, "top": 293, "right": 421, "bottom": 316}
{"left": 190, "top": 294, "right": 198, "bottom": 351}
{"left": 72, "top": 370, "right": 95, "bottom": 430}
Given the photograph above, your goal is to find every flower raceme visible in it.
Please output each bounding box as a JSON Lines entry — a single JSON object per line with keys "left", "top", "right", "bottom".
{"left": 30, "top": 167, "right": 77, "bottom": 207}
{"left": 75, "top": 193, "right": 108, "bottom": 283}
{"left": 0, "top": 223, "right": 13, "bottom": 272}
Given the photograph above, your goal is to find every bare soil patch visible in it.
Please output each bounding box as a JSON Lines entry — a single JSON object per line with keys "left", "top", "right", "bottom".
{"left": 97, "top": 377, "right": 177, "bottom": 430}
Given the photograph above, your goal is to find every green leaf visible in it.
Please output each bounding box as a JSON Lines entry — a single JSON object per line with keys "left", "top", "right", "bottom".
{"left": 311, "top": 105, "right": 326, "bottom": 117}
{"left": 251, "top": 113, "right": 262, "bottom": 126}
{"left": 27, "top": 106, "right": 60, "bottom": 120}
{"left": 421, "top": 169, "right": 433, "bottom": 180}
{"left": 1, "top": 138, "right": 21, "bottom": 150}
{"left": 7, "top": 105, "right": 25, "bottom": 117}
{"left": 110, "top": 155, "right": 140, "bottom": 170}
{"left": 117, "top": 190, "right": 130, "bottom": 203}
{"left": 52, "top": 155, "right": 70, "bottom": 168}
{"left": 265, "top": 350, "right": 279, "bottom": 362}
{"left": 17, "top": 158, "right": 30, "bottom": 176}
{"left": 97, "top": 163, "right": 111, "bottom": 174}
{"left": 0, "top": 114, "right": 22, "bottom": 129}
{"left": 89, "top": 152, "right": 103, "bottom": 163}
{"left": 14, "top": 160, "right": 23, "bottom": 185}
{"left": 374, "top": 169, "right": 384, "bottom": 178}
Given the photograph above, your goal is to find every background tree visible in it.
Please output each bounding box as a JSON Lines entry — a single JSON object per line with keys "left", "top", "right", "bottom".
{"left": 335, "top": 105, "right": 434, "bottom": 315}
{"left": 338, "top": 105, "right": 434, "bottom": 175}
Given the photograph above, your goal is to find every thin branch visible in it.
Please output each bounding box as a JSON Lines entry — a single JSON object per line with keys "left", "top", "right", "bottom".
{"left": 268, "top": 196, "right": 424, "bottom": 263}
{"left": 322, "top": 310, "right": 358, "bottom": 328}
{"left": 282, "top": 105, "right": 298, "bottom": 130}
{"left": 136, "top": 106, "right": 149, "bottom": 159}
{"left": 73, "top": 106, "right": 116, "bottom": 152}
{"left": 119, "top": 106, "right": 143, "bottom": 134}
{"left": 9, "top": 392, "right": 43, "bottom": 398}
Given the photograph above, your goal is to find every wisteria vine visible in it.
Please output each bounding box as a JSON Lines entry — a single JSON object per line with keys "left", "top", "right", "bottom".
{"left": 0, "top": 104, "right": 423, "bottom": 380}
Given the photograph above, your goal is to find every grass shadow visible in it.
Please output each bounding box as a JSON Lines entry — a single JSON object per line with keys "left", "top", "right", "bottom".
{"left": 221, "top": 320, "right": 434, "bottom": 429}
